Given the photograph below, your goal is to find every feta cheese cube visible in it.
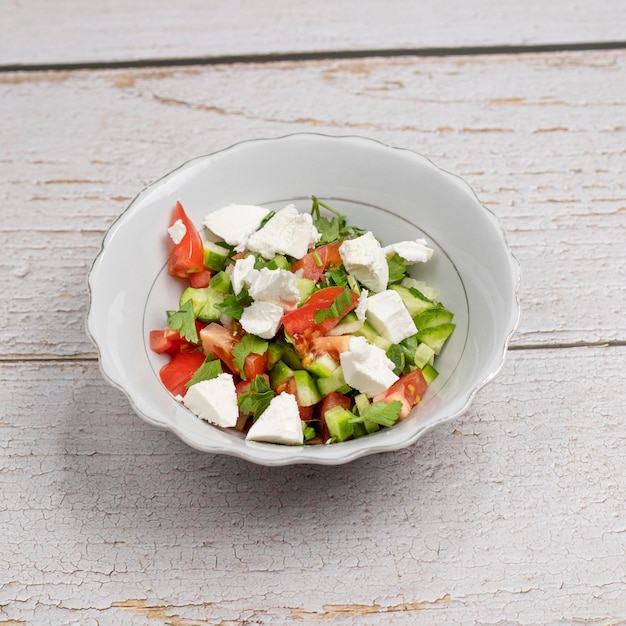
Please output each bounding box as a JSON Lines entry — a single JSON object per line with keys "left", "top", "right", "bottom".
{"left": 183, "top": 373, "right": 238, "bottom": 427}
{"left": 339, "top": 231, "right": 389, "bottom": 293}
{"left": 230, "top": 255, "right": 258, "bottom": 295}
{"left": 246, "top": 204, "right": 320, "bottom": 260}
{"left": 339, "top": 336, "right": 399, "bottom": 396}
{"left": 365, "top": 289, "right": 417, "bottom": 344}
{"left": 247, "top": 267, "right": 300, "bottom": 311}
{"left": 240, "top": 301, "right": 284, "bottom": 339}
{"left": 383, "top": 238, "right": 434, "bottom": 264}
{"left": 203, "top": 204, "right": 270, "bottom": 251}
{"left": 167, "top": 218, "right": 187, "bottom": 244}
{"left": 245, "top": 392, "right": 304, "bottom": 445}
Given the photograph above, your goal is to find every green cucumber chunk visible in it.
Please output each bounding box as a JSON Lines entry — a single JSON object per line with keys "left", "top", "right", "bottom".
{"left": 316, "top": 366, "right": 351, "bottom": 396}
{"left": 179, "top": 287, "right": 225, "bottom": 323}
{"left": 324, "top": 406, "right": 354, "bottom": 442}
{"left": 269, "top": 360, "right": 293, "bottom": 389}
{"left": 421, "top": 363, "right": 439, "bottom": 385}
{"left": 203, "top": 240, "right": 231, "bottom": 271}
{"left": 389, "top": 284, "right": 436, "bottom": 317}
{"left": 416, "top": 323, "right": 456, "bottom": 355}
{"left": 305, "top": 353, "right": 339, "bottom": 378}
{"left": 414, "top": 307, "right": 454, "bottom": 330}
{"left": 293, "top": 370, "right": 322, "bottom": 407}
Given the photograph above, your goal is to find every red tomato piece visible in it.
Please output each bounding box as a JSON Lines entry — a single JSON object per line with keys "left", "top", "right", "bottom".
{"left": 281, "top": 286, "right": 358, "bottom": 353}
{"left": 291, "top": 242, "right": 345, "bottom": 282}
{"left": 159, "top": 350, "right": 206, "bottom": 397}
{"left": 167, "top": 201, "right": 205, "bottom": 278}
{"left": 188, "top": 269, "right": 213, "bottom": 288}
{"left": 373, "top": 369, "right": 428, "bottom": 418}
{"left": 200, "top": 322, "right": 239, "bottom": 374}
{"left": 291, "top": 246, "right": 329, "bottom": 282}
{"left": 150, "top": 328, "right": 185, "bottom": 355}
{"left": 243, "top": 352, "right": 269, "bottom": 380}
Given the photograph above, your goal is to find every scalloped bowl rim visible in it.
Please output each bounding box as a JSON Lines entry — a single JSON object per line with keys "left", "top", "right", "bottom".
{"left": 87, "top": 133, "right": 520, "bottom": 466}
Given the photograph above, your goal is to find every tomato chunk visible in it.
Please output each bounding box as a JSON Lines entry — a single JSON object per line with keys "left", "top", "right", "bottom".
{"left": 373, "top": 369, "right": 428, "bottom": 418}
{"left": 281, "top": 286, "right": 358, "bottom": 354}
{"left": 243, "top": 352, "right": 269, "bottom": 380}
{"left": 167, "top": 201, "right": 205, "bottom": 278}
{"left": 200, "top": 322, "right": 239, "bottom": 374}
{"left": 188, "top": 269, "right": 213, "bottom": 288}
{"left": 159, "top": 350, "right": 205, "bottom": 397}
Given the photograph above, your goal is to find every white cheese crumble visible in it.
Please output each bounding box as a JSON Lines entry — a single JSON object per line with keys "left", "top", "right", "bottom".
{"left": 167, "top": 218, "right": 187, "bottom": 244}
{"left": 183, "top": 373, "right": 238, "bottom": 428}
{"left": 247, "top": 267, "right": 300, "bottom": 311}
{"left": 240, "top": 301, "right": 284, "bottom": 339}
{"left": 365, "top": 289, "right": 417, "bottom": 344}
{"left": 203, "top": 204, "right": 270, "bottom": 251}
{"left": 245, "top": 392, "right": 304, "bottom": 445}
{"left": 339, "top": 231, "right": 389, "bottom": 293}
{"left": 339, "top": 336, "right": 399, "bottom": 396}
{"left": 230, "top": 255, "right": 258, "bottom": 295}
{"left": 383, "top": 238, "right": 434, "bottom": 264}
{"left": 246, "top": 204, "right": 321, "bottom": 260}
{"left": 355, "top": 288, "right": 369, "bottom": 321}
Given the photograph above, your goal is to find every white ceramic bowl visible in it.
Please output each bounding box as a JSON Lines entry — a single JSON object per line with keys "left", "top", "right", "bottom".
{"left": 87, "top": 133, "right": 520, "bottom": 466}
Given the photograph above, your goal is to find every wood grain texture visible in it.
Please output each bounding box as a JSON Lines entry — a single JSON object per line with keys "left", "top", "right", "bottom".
{"left": 1, "top": 0, "right": 626, "bottom": 66}
{"left": 1, "top": 346, "right": 625, "bottom": 624}
{"left": 1, "top": 51, "right": 625, "bottom": 357}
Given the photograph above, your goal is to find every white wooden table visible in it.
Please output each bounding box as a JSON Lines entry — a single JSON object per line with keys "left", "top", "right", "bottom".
{"left": 2, "top": 3, "right": 625, "bottom": 624}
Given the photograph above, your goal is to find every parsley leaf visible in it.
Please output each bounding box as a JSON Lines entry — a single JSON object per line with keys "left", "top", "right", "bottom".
{"left": 310, "top": 196, "right": 364, "bottom": 245}
{"left": 387, "top": 252, "right": 407, "bottom": 284}
{"left": 314, "top": 287, "right": 354, "bottom": 324}
{"left": 350, "top": 400, "right": 403, "bottom": 428}
{"left": 386, "top": 344, "right": 406, "bottom": 376}
{"left": 214, "top": 288, "right": 252, "bottom": 321}
{"left": 167, "top": 299, "right": 198, "bottom": 343}
{"left": 185, "top": 355, "right": 223, "bottom": 388}
{"left": 232, "top": 334, "right": 269, "bottom": 379}
{"left": 237, "top": 374, "right": 275, "bottom": 420}
{"left": 324, "top": 266, "right": 349, "bottom": 287}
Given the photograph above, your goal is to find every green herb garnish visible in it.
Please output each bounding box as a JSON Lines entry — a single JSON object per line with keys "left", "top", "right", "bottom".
{"left": 166, "top": 299, "right": 198, "bottom": 343}
{"left": 349, "top": 400, "right": 403, "bottom": 429}
{"left": 232, "top": 334, "right": 269, "bottom": 379}
{"left": 185, "top": 354, "right": 223, "bottom": 388}
{"left": 314, "top": 287, "right": 353, "bottom": 324}
{"left": 237, "top": 374, "right": 275, "bottom": 419}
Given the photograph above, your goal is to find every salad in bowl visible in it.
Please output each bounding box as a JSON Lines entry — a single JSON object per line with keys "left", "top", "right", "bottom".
{"left": 151, "top": 197, "right": 455, "bottom": 446}
{"left": 87, "top": 133, "right": 519, "bottom": 465}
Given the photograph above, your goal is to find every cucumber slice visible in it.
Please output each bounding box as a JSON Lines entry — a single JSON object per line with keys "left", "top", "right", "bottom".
{"left": 293, "top": 370, "right": 322, "bottom": 407}
{"left": 306, "top": 353, "right": 339, "bottom": 378}
{"left": 203, "top": 240, "right": 231, "bottom": 271}
{"left": 179, "top": 287, "right": 225, "bottom": 323}
{"left": 209, "top": 270, "right": 231, "bottom": 294}
{"left": 316, "top": 366, "right": 351, "bottom": 396}
{"left": 416, "top": 323, "right": 456, "bottom": 355}
{"left": 401, "top": 277, "right": 437, "bottom": 301}
{"left": 389, "top": 284, "right": 435, "bottom": 317}
{"left": 414, "top": 308, "right": 454, "bottom": 331}
{"left": 327, "top": 311, "right": 363, "bottom": 336}
{"left": 296, "top": 278, "right": 315, "bottom": 305}
{"left": 421, "top": 363, "right": 439, "bottom": 385}
{"left": 324, "top": 406, "right": 354, "bottom": 442}
{"left": 269, "top": 360, "right": 293, "bottom": 389}
{"left": 413, "top": 342, "right": 436, "bottom": 368}
{"left": 267, "top": 342, "right": 284, "bottom": 370}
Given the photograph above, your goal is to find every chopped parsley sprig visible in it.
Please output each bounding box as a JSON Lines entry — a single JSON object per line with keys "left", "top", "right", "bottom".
{"left": 310, "top": 196, "right": 364, "bottom": 245}
{"left": 167, "top": 299, "right": 198, "bottom": 343}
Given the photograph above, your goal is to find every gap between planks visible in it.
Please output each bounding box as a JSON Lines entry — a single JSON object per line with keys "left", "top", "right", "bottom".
{"left": 3, "top": 40, "right": 626, "bottom": 73}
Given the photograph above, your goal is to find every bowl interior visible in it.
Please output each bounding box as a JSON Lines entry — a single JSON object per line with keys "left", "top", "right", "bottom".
{"left": 88, "top": 134, "right": 519, "bottom": 465}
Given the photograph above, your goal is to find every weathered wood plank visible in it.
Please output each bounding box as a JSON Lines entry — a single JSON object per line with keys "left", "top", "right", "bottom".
{"left": 1, "top": 51, "right": 625, "bottom": 357}
{"left": 1, "top": 346, "right": 624, "bottom": 623}
{"left": 1, "top": 0, "right": 625, "bottom": 66}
